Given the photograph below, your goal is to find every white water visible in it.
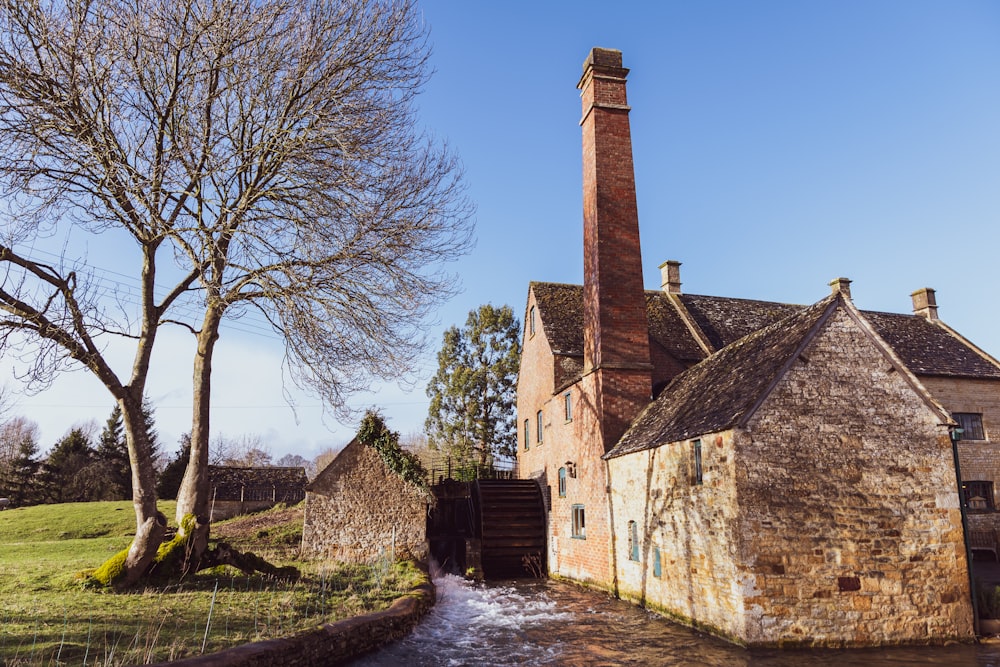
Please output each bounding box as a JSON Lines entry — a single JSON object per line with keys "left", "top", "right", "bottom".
{"left": 351, "top": 575, "right": 1000, "bottom": 666}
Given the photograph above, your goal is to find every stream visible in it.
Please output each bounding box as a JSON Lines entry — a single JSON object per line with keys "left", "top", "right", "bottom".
{"left": 349, "top": 574, "right": 1000, "bottom": 666}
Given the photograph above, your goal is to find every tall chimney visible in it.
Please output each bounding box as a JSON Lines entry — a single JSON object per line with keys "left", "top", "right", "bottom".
{"left": 660, "top": 260, "right": 682, "bottom": 294}
{"left": 911, "top": 287, "right": 939, "bottom": 320}
{"left": 579, "top": 47, "right": 652, "bottom": 451}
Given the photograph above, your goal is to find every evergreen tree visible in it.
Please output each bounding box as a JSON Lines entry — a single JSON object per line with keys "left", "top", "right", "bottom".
{"left": 97, "top": 405, "right": 131, "bottom": 499}
{"left": 40, "top": 428, "right": 96, "bottom": 503}
{"left": 425, "top": 304, "right": 521, "bottom": 468}
{"left": 157, "top": 434, "right": 191, "bottom": 501}
{"left": 1, "top": 432, "right": 40, "bottom": 506}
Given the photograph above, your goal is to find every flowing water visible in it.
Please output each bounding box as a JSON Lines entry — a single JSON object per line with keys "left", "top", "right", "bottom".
{"left": 350, "top": 574, "right": 1000, "bottom": 666}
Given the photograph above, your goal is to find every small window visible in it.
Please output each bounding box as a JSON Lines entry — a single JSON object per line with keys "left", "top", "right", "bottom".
{"left": 653, "top": 546, "right": 662, "bottom": 578}
{"left": 536, "top": 410, "right": 544, "bottom": 444}
{"left": 963, "top": 480, "right": 995, "bottom": 511}
{"left": 627, "top": 520, "right": 639, "bottom": 561}
{"left": 955, "top": 413, "right": 986, "bottom": 441}
{"left": 558, "top": 467, "right": 567, "bottom": 497}
{"left": 564, "top": 392, "right": 573, "bottom": 422}
{"left": 692, "top": 439, "right": 703, "bottom": 485}
{"left": 523, "top": 419, "right": 530, "bottom": 451}
{"left": 529, "top": 305, "right": 536, "bottom": 336}
{"left": 572, "top": 504, "right": 586, "bottom": 539}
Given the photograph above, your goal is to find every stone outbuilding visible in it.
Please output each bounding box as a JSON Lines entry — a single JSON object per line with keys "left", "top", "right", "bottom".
{"left": 302, "top": 437, "right": 430, "bottom": 563}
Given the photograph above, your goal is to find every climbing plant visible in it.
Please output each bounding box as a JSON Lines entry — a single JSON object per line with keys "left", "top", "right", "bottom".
{"left": 357, "top": 411, "right": 428, "bottom": 490}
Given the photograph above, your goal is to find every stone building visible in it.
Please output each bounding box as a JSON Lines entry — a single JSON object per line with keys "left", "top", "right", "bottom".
{"left": 516, "top": 47, "right": 1000, "bottom": 646}
{"left": 302, "top": 437, "right": 430, "bottom": 563}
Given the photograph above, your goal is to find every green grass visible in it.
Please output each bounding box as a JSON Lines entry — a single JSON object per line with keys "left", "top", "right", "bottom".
{"left": 0, "top": 501, "right": 424, "bottom": 666}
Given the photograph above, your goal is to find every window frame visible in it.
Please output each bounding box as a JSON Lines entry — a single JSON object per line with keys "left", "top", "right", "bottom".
{"left": 558, "top": 467, "right": 567, "bottom": 497}
{"left": 529, "top": 305, "right": 536, "bottom": 337}
{"left": 564, "top": 392, "right": 573, "bottom": 422}
{"left": 536, "top": 410, "right": 544, "bottom": 444}
{"left": 692, "top": 439, "right": 703, "bottom": 485}
{"left": 652, "top": 545, "right": 662, "bottom": 578}
{"left": 963, "top": 480, "right": 995, "bottom": 512}
{"left": 955, "top": 413, "right": 986, "bottom": 441}
{"left": 627, "top": 520, "right": 639, "bottom": 561}
{"left": 523, "top": 419, "right": 530, "bottom": 451}
{"left": 571, "top": 504, "right": 586, "bottom": 539}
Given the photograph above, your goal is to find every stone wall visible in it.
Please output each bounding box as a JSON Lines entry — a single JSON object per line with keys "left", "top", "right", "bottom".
{"left": 302, "top": 438, "right": 429, "bottom": 563}
{"left": 146, "top": 578, "right": 434, "bottom": 667}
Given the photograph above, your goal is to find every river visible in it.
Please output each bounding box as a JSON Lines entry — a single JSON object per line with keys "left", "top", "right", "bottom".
{"left": 350, "top": 574, "right": 1000, "bottom": 666}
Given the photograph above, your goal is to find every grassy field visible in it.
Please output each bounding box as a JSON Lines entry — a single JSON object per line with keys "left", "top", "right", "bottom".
{"left": 0, "top": 501, "right": 422, "bottom": 665}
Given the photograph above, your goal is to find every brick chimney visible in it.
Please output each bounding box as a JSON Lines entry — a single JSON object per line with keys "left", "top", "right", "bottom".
{"left": 911, "top": 287, "right": 938, "bottom": 320}
{"left": 579, "top": 47, "right": 652, "bottom": 451}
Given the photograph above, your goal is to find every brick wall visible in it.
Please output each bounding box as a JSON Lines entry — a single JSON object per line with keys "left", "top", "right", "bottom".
{"left": 302, "top": 439, "right": 429, "bottom": 563}
{"left": 607, "top": 308, "right": 974, "bottom": 647}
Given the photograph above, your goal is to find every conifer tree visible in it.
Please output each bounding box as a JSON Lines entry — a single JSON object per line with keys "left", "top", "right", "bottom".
{"left": 1, "top": 432, "right": 40, "bottom": 506}
{"left": 425, "top": 304, "right": 521, "bottom": 468}
{"left": 97, "top": 406, "right": 131, "bottom": 499}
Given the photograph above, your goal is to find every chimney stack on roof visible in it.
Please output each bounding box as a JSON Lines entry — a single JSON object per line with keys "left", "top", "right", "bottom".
{"left": 660, "top": 260, "right": 682, "bottom": 294}
{"left": 829, "top": 277, "right": 852, "bottom": 300}
{"left": 911, "top": 287, "right": 939, "bottom": 320}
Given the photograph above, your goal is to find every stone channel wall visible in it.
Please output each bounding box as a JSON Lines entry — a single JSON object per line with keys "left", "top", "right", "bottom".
{"left": 147, "top": 579, "right": 434, "bottom": 667}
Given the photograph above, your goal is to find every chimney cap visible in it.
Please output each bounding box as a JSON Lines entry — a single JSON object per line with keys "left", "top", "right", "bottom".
{"left": 583, "top": 47, "right": 623, "bottom": 72}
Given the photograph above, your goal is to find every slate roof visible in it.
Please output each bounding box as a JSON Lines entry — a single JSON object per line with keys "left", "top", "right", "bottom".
{"left": 605, "top": 296, "right": 837, "bottom": 459}
{"left": 529, "top": 281, "right": 1000, "bottom": 381}
{"left": 864, "top": 311, "right": 1000, "bottom": 379}
{"left": 530, "top": 282, "right": 705, "bottom": 364}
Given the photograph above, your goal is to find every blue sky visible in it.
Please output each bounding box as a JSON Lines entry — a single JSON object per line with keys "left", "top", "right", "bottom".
{"left": 11, "top": 1, "right": 1000, "bottom": 458}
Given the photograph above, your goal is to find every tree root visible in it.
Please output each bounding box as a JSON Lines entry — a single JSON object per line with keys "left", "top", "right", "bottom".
{"left": 198, "top": 541, "right": 300, "bottom": 580}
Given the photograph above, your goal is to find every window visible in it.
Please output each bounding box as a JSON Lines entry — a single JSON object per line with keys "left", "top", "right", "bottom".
{"left": 523, "top": 419, "right": 530, "bottom": 451}
{"left": 627, "top": 520, "right": 639, "bottom": 561}
{"left": 536, "top": 410, "right": 544, "bottom": 444}
{"left": 572, "top": 504, "right": 586, "bottom": 539}
{"left": 564, "top": 392, "right": 573, "bottom": 422}
{"left": 529, "top": 305, "right": 536, "bottom": 336}
{"left": 692, "top": 439, "right": 703, "bottom": 485}
{"left": 963, "top": 481, "right": 995, "bottom": 511}
{"left": 955, "top": 413, "right": 986, "bottom": 441}
{"left": 558, "top": 467, "right": 567, "bottom": 497}
{"left": 653, "top": 546, "right": 662, "bottom": 578}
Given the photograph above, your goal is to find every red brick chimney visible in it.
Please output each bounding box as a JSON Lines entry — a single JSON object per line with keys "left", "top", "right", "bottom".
{"left": 579, "top": 47, "right": 652, "bottom": 451}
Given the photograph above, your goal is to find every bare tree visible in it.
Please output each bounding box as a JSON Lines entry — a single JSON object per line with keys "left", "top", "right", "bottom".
{"left": 211, "top": 433, "right": 272, "bottom": 467}
{"left": 0, "top": 0, "right": 472, "bottom": 584}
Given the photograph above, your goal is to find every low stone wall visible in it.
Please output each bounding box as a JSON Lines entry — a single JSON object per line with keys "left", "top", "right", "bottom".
{"left": 147, "top": 578, "right": 434, "bottom": 667}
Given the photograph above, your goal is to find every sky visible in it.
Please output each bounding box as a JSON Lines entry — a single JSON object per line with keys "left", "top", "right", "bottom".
{"left": 6, "top": 1, "right": 1000, "bottom": 460}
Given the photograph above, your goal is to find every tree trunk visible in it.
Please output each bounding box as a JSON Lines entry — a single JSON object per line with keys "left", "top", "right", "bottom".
{"left": 120, "top": 392, "right": 167, "bottom": 585}
{"left": 175, "top": 309, "right": 223, "bottom": 566}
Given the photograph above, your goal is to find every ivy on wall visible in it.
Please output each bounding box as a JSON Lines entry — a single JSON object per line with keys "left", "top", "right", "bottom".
{"left": 357, "top": 410, "right": 429, "bottom": 490}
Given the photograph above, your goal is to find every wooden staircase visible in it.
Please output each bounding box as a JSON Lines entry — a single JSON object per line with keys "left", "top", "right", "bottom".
{"left": 475, "top": 479, "right": 547, "bottom": 578}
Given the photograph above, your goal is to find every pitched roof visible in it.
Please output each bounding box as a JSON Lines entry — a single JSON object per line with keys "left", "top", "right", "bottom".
{"left": 530, "top": 282, "right": 705, "bottom": 363}
{"left": 605, "top": 296, "right": 837, "bottom": 458}
{"left": 529, "top": 281, "right": 1000, "bottom": 381}
{"left": 864, "top": 311, "right": 1000, "bottom": 379}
